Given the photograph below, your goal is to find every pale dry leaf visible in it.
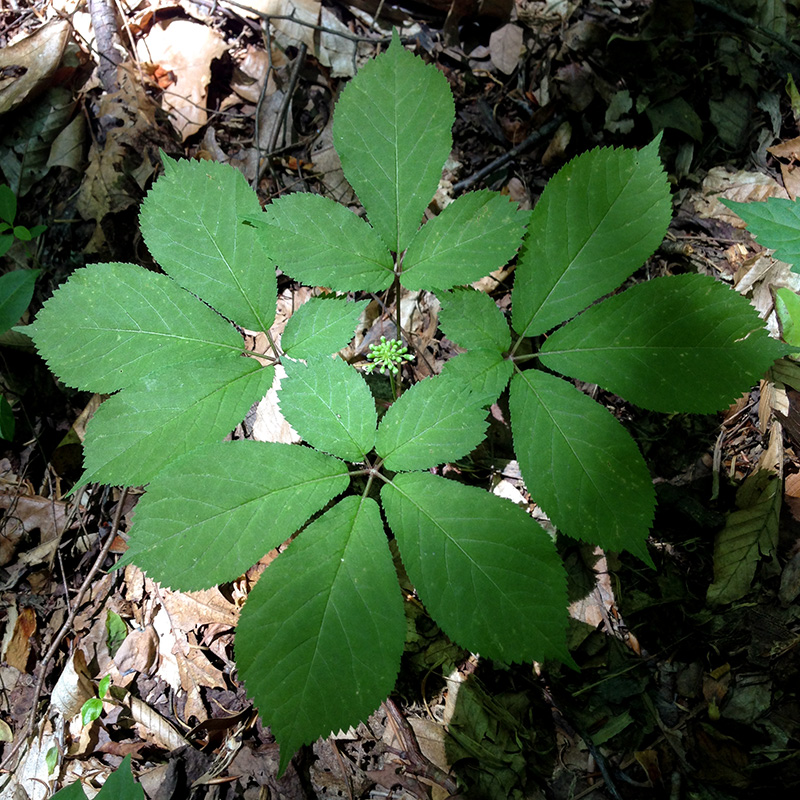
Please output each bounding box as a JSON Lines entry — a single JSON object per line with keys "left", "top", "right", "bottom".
{"left": 0, "top": 18, "right": 71, "bottom": 114}
{"left": 252, "top": 364, "right": 301, "bottom": 444}
{"left": 230, "top": 46, "right": 276, "bottom": 103}
{"left": 318, "top": 7, "right": 357, "bottom": 77}
{"left": 224, "top": 0, "right": 320, "bottom": 50}
{"left": 124, "top": 692, "right": 191, "bottom": 751}
{"left": 693, "top": 166, "right": 788, "bottom": 224}
{"left": 135, "top": 20, "right": 228, "bottom": 140}
{"left": 50, "top": 649, "right": 95, "bottom": 718}
{"left": 767, "top": 136, "right": 800, "bottom": 200}
{"left": 489, "top": 23, "right": 524, "bottom": 75}
{"left": 161, "top": 586, "right": 239, "bottom": 629}
{"left": 113, "top": 624, "right": 159, "bottom": 676}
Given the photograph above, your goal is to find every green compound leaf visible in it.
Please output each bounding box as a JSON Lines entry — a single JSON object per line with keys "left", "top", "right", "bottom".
{"left": 79, "top": 357, "right": 274, "bottom": 487}
{"left": 512, "top": 137, "right": 672, "bottom": 339}
{"left": 382, "top": 472, "right": 572, "bottom": 664}
{"left": 509, "top": 370, "right": 654, "bottom": 562}
{"left": 236, "top": 495, "right": 405, "bottom": 776}
{"left": 775, "top": 287, "right": 800, "bottom": 347}
{"left": 540, "top": 275, "right": 785, "bottom": 413}
{"left": 0, "top": 269, "right": 39, "bottom": 333}
{"left": 401, "top": 192, "right": 529, "bottom": 291}
{"left": 279, "top": 357, "right": 377, "bottom": 461}
{"left": 139, "top": 157, "right": 276, "bottom": 333}
{"left": 439, "top": 349, "right": 512, "bottom": 407}
{"left": 375, "top": 375, "right": 488, "bottom": 471}
{"left": 439, "top": 287, "right": 511, "bottom": 352}
{"left": 333, "top": 31, "right": 454, "bottom": 253}
{"left": 27, "top": 263, "right": 243, "bottom": 393}
{"left": 722, "top": 195, "right": 800, "bottom": 272}
{"left": 117, "top": 441, "right": 349, "bottom": 591}
{"left": 246, "top": 193, "right": 394, "bottom": 292}
{"left": 282, "top": 296, "right": 369, "bottom": 359}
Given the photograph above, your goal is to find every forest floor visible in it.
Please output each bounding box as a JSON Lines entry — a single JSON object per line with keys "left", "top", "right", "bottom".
{"left": 2, "top": 0, "right": 800, "bottom": 798}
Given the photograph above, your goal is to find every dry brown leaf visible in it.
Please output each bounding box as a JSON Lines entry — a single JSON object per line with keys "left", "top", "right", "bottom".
{"left": 135, "top": 20, "right": 227, "bottom": 140}
{"left": 3, "top": 605, "right": 36, "bottom": 672}
{"left": 113, "top": 624, "right": 159, "bottom": 676}
{"left": 784, "top": 471, "right": 800, "bottom": 522}
{"left": 693, "top": 166, "right": 788, "bottom": 224}
{"left": 767, "top": 137, "right": 800, "bottom": 200}
{"left": 0, "top": 19, "right": 71, "bottom": 114}
{"left": 0, "top": 492, "right": 69, "bottom": 566}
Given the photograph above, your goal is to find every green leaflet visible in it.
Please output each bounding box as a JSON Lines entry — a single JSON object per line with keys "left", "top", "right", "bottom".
{"left": 332, "top": 31, "right": 454, "bottom": 253}
{"left": 245, "top": 193, "right": 394, "bottom": 292}
{"left": 539, "top": 274, "right": 786, "bottom": 413}
{"left": 401, "top": 192, "right": 529, "bottom": 291}
{"left": 509, "top": 370, "right": 654, "bottom": 561}
{"left": 279, "top": 357, "right": 377, "bottom": 461}
{"left": 439, "top": 349, "right": 512, "bottom": 407}
{"left": 375, "top": 375, "right": 488, "bottom": 471}
{"left": 140, "top": 156, "right": 276, "bottom": 333}
{"left": 27, "top": 263, "right": 243, "bottom": 393}
{"left": 281, "top": 296, "right": 369, "bottom": 359}
{"left": 775, "top": 286, "right": 800, "bottom": 347}
{"left": 117, "top": 441, "right": 349, "bottom": 591}
{"left": 52, "top": 755, "right": 143, "bottom": 800}
{"left": 439, "top": 287, "right": 511, "bottom": 352}
{"left": 79, "top": 357, "right": 275, "bottom": 487}
{"left": 381, "top": 472, "right": 572, "bottom": 664}
{"left": 722, "top": 195, "right": 800, "bottom": 273}
{"left": 512, "top": 137, "right": 672, "bottom": 338}
{"left": 236, "top": 495, "right": 405, "bottom": 776}
{"left": 0, "top": 269, "right": 39, "bottom": 333}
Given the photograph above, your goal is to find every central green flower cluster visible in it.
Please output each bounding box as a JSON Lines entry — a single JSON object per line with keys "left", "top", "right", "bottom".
{"left": 364, "top": 336, "right": 414, "bottom": 375}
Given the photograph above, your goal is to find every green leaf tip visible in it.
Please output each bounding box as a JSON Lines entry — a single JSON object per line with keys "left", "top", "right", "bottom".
{"left": 236, "top": 495, "right": 405, "bottom": 776}
{"left": 333, "top": 29, "right": 454, "bottom": 253}
{"left": 512, "top": 136, "right": 672, "bottom": 338}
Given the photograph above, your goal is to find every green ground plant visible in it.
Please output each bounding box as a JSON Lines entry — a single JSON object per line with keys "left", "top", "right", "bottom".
{"left": 25, "top": 33, "right": 784, "bottom": 773}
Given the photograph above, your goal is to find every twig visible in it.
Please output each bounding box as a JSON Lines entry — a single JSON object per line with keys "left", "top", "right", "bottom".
{"left": 452, "top": 116, "right": 564, "bottom": 194}
{"left": 0, "top": 489, "right": 129, "bottom": 774}
{"left": 88, "top": 0, "right": 122, "bottom": 94}
{"left": 382, "top": 698, "right": 458, "bottom": 795}
{"left": 269, "top": 43, "right": 307, "bottom": 154}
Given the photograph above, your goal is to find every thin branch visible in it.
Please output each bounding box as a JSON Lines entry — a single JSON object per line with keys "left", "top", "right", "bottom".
{"left": 452, "top": 116, "right": 564, "bottom": 194}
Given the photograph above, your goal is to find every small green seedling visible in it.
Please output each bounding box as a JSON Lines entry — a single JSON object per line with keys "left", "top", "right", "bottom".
{"left": 25, "top": 33, "right": 785, "bottom": 774}
{"left": 0, "top": 183, "right": 46, "bottom": 257}
{"left": 80, "top": 674, "right": 112, "bottom": 727}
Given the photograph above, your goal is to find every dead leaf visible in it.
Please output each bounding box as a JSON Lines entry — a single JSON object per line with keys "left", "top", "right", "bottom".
{"left": 51, "top": 649, "right": 95, "bottom": 719}
{"left": 489, "top": 23, "right": 524, "bottom": 75}
{"left": 3, "top": 605, "right": 36, "bottom": 673}
{"left": 0, "top": 19, "right": 71, "bottom": 114}
{"left": 136, "top": 20, "right": 228, "bottom": 140}
{"left": 0, "top": 492, "right": 71, "bottom": 564}
{"left": 693, "top": 166, "right": 788, "bottom": 224}
{"left": 224, "top": 0, "right": 320, "bottom": 51}
{"left": 113, "top": 624, "right": 159, "bottom": 676}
